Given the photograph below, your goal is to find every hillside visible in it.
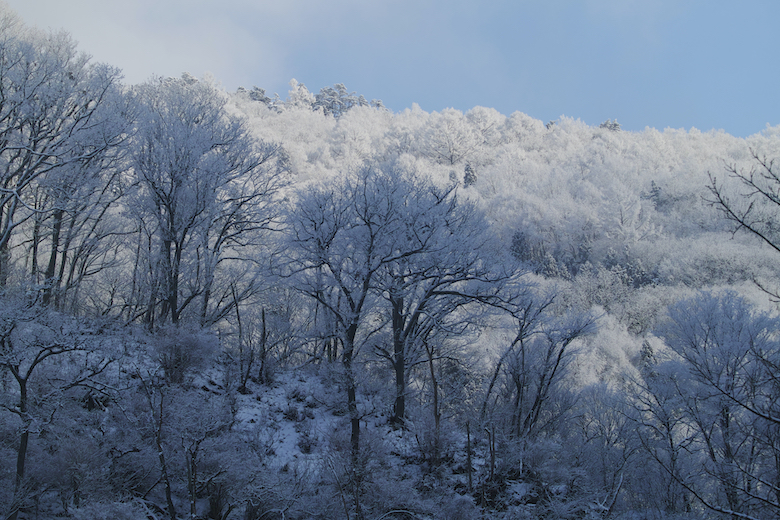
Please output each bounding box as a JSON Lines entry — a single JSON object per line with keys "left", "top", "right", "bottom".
{"left": 2, "top": 6, "right": 780, "bottom": 519}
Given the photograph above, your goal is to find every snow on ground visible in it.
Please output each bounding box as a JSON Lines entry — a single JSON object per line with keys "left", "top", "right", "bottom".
{"left": 232, "top": 367, "right": 361, "bottom": 475}
{"left": 228, "top": 365, "right": 478, "bottom": 487}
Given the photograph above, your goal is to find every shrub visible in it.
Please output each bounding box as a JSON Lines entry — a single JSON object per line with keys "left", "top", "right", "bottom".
{"left": 153, "top": 328, "right": 217, "bottom": 385}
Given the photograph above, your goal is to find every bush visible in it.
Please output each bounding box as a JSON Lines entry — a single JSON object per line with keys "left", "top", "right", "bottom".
{"left": 153, "top": 328, "right": 217, "bottom": 385}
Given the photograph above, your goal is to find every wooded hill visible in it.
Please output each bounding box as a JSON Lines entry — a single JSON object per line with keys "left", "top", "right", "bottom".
{"left": 2, "top": 5, "right": 780, "bottom": 519}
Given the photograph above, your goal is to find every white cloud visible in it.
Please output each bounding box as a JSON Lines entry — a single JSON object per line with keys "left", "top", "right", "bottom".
{"left": 3, "top": 0, "right": 416, "bottom": 89}
{"left": 3, "top": 0, "right": 292, "bottom": 86}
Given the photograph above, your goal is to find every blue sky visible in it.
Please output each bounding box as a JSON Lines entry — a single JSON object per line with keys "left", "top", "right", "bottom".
{"left": 4, "top": 0, "right": 778, "bottom": 136}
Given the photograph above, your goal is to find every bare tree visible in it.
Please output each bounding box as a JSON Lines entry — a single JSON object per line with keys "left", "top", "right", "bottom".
{"left": 286, "top": 163, "right": 451, "bottom": 518}
{"left": 374, "top": 179, "right": 507, "bottom": 425}
{"left": 708, "top": 150, "right": 780, "bottom": 297}
{"left": 25, "top": 86, "right": 134, "bottom": 313}
{"left": 631, "top": 347, "right": 697, "bottom": 515}
{"left": 127, "top": 75, "right": 285, "bottom": 328}
{"left": 650, "top": 291, "right": 780, "bottom": 518}
{"left": 0, "top": 301, "right": 112, "bottom": 520}
{"left": 481, "top": 288, "right": 595, "bottom": 439}
{"left": 0, "top": 8, "right": 128, "bottom": 287}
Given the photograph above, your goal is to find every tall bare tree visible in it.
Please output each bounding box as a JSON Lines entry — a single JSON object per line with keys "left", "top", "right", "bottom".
{"left": 287, "top": 163, "right": 459, "bottom": 517}
{"left": 374, "top": 180, "right": 507, "bottom": 425}
{"left": 0, "top": 7, "right": 128, "bottom": 287}
{"left": 0, "top": 301, "right": 113, "bottom": 520}
{"left": 128, "top": 75, "right": 285, "bottom": 328}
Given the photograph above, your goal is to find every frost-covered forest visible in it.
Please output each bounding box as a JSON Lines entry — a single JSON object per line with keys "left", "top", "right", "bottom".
{"left": 3, "top": 5, "right": 780, "bottom": 520}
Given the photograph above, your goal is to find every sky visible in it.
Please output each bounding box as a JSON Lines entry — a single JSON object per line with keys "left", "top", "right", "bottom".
{"left": 3, "top": 0, "right": 778, "bottom": 137}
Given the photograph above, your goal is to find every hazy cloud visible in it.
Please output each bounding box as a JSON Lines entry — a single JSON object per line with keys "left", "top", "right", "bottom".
{"left": 3, "top": 0, "right": 778, "bottom": 136}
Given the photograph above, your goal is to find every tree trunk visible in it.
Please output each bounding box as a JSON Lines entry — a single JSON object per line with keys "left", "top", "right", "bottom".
{"left": 169, "top": 242, "right": 182, "bottom": 325}
{"left": 233, "top": 286, "right": 252, "bottom": 393}
{"left": 0, "top": 237, "right": 10, "bottom": 288}
{"left": 42, "top": 209, "right": 63, "bottom": 306}
{"left": 155, "top": 395, "right": 177, "bottom": 520}
{"left": 426, "top": 342, "right": 440, "bottom": 465}
{"left": 391, "top": 294, "right": 405, "bottom": 425}
{"left": 199, "top": 251, "right": 216, "bottom": 326}
{"left": 343, "top": 322, "right": 362, "bottom": 519}
{"left": 30, "top": 215, "right": 41, "bottom": 285}
{"left": 54, "top": 215, "right": 78, "bottom": 311}
{"left": 466, "top": 422, "right": 473, "bottom": 492}
{"left": 9, "top": 378, "right": 29, "bottom": 520}
{"left": 186, "top": 444, "right": 199, "bottom": 520}
{"left": 258, "top": 308, "right": 268, "bottom": 384}
{"left": 0, "top": 199, "right": 20, "bottom": 288}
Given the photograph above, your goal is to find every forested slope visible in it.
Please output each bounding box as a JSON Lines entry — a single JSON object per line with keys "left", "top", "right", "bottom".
{"left": 2, "top": 5, "right": 780, "bottom": 519}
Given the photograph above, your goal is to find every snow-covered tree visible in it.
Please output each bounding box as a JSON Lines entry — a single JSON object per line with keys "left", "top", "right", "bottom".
{"left": 654, "top": 291, "right": 780, "bottom": 517}
{"left": 127, "top": 75, "right": 285, "bottom": 328}
{"left": 314, "top": 83, "right": 369, "bottom": 118}
{"left": 286, "top": 164, "right": 410, "bottom": 517}
{"left": 0, "top": 301, "right": 114, "bottom": 520}
{"left": 372, "top": 176, "right": 507, "bottom": 426}
{"left": 286, "top": 161, "right": 495, "bottom": 515}
{"left": 419, "top": 108, "right": 480, "bottom": 166}
{"left": 284, "top": 78, "right": 315, "bottom": 111}
{"left": 708, "top": 150, "right": 780, "bottom": 298}
{"left": 0, "top": 7, "right": 128, "bottom": 287}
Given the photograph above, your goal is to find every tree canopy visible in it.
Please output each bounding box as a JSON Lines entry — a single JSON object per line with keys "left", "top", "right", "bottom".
{"left": 3, "top": 4, "right": 780, "bottom": 518}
